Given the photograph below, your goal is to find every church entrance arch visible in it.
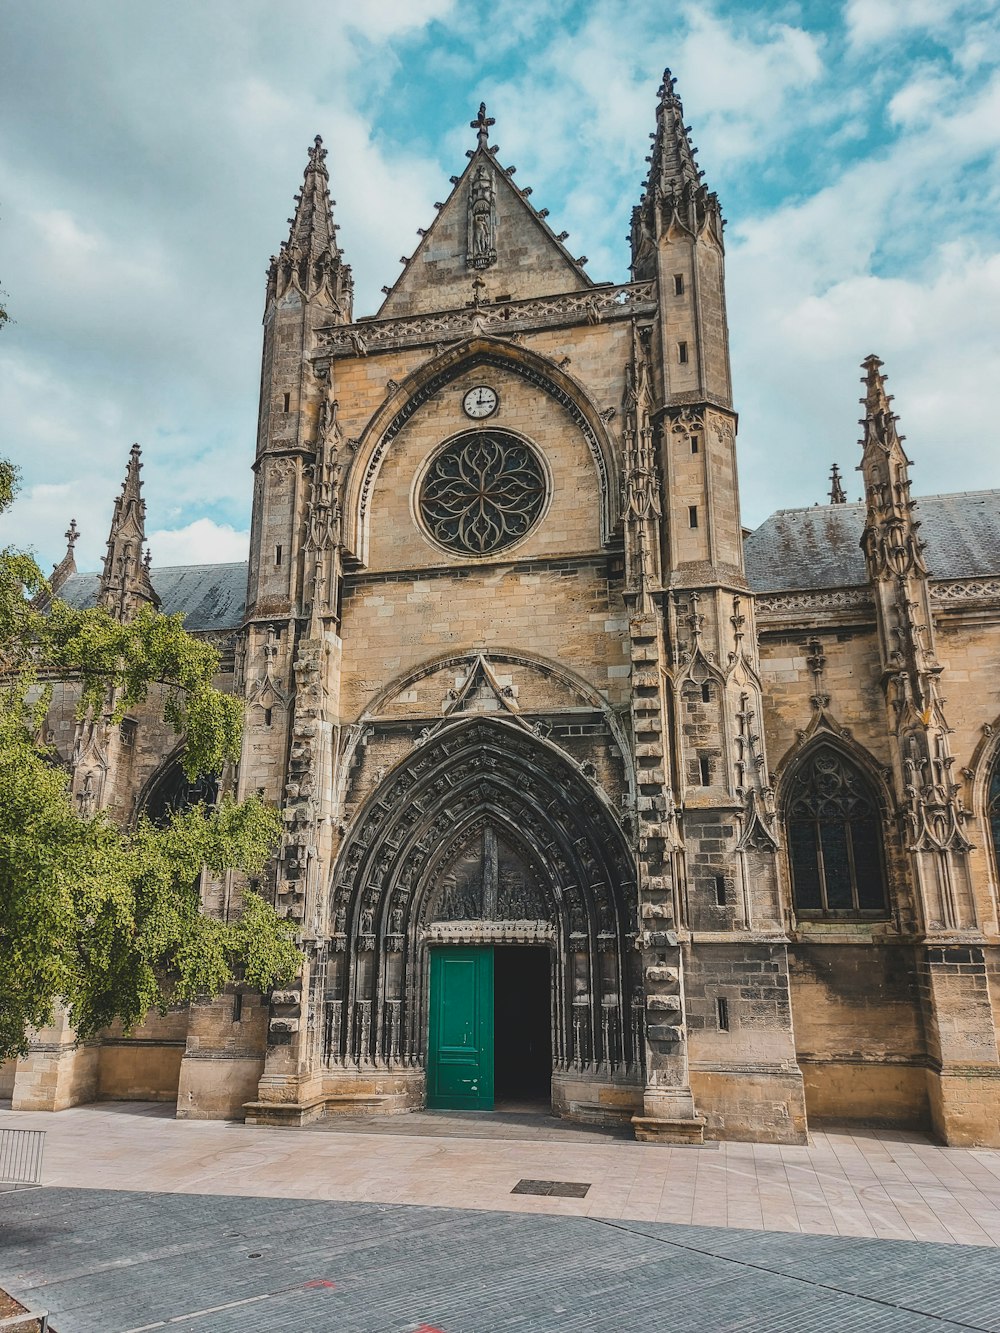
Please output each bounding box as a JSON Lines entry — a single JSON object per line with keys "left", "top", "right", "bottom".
{"left": 324, "top": 718, "right": 642, "bottom": 1109}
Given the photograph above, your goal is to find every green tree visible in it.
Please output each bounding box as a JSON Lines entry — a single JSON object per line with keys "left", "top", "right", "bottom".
{"left": 0, "top": 467, "right": 300, "bottom": 1060}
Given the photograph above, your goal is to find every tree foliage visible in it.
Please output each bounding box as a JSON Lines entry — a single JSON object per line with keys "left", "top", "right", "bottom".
{"left": 0, "top": 466, "right": 300, "bottom": 1060}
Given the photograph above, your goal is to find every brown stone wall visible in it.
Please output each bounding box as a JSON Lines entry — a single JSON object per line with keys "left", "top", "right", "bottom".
{"left": 788, "top": 943, "right": 929, "bottom": 1127}
{"left": 96, "top": 1008, "right": 188, "bottom": 1102}
{"left": 176, "top": 991, "right": 269, "bottom": 1120}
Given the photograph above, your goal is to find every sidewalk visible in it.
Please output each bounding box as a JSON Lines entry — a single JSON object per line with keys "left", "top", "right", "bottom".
{"left": 4, "top": 1101, "right": 1000, "bottom": 1245}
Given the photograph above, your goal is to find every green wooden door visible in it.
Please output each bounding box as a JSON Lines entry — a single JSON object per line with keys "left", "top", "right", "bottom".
{"left": 427, "top": 947, "right": 494, "bottom": 1110}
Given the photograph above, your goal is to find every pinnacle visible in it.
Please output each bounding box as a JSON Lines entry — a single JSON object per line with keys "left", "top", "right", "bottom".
{"left": 860, "top": 354, "right": 894, "bottom": 420}
{"left": 633, "top": 67, "right": 719, "bottom": 265}
{"left": 285, "top": 135, "right": 339, "bottom": 261}
{"left": 651, "top": 68, "right": 701, "bottom": 192}
{"left": 121, "top": 442, "right": 143, "bottom": 497}
{"left": 98, "top": 443, "right": 159, "bottom": 617}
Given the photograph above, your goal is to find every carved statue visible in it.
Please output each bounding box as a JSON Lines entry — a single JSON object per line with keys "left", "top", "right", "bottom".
{"left": 467, "top": 164, "right": 496, "bottom": 269}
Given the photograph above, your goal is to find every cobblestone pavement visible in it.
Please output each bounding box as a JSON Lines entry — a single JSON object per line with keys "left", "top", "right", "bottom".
{"left": 4, "top": 1185, "right": 1000, "bottom": 1332}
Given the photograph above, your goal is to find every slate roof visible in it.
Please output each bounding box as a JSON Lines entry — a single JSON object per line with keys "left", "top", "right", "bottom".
{"left": 58, "top": 563, "right": 248, "bottom": 632}
{"left": 744, "top": 491, "right": 1000, "bottom": 593}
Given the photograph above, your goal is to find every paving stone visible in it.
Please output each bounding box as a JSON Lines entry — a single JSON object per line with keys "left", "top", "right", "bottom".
{"left": 4, "top": 1188, "right": 1000, "bottom": 1333}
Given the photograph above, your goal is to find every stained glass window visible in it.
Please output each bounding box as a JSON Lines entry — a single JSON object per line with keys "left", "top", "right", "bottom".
{"left": 786, "top": 746, "right": 887, "bottom": 916}
{"left": 988, "top": 761, "right": 1000, "bottom": 880}
{"left": 419, "top": 431, "right": 546, "bottom": 555}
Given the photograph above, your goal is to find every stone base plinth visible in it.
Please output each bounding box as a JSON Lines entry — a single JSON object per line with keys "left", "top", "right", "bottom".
{"left": 243, "top": 1092, "right": 407, "bottom": 1127}
{"left": 928, "top": 1068, "right": 1000, "bottom": 1147}
{"left": 631, "top": 1114, "right": 706, "bottom": 1145}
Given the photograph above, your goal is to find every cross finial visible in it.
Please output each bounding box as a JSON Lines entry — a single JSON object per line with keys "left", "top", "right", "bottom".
{"left": 65, "top": 518, "right": 79, "bottom": 551}
{"left": 471, "top": 101, "right": 495, "bottom": 149}
{"left": 471, "top": 275, "right": 486, "bottom": 306}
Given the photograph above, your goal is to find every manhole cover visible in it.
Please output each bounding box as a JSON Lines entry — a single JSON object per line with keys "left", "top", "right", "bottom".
{"left": 511, "top": 1178, "right": 590, "bottom": 1198}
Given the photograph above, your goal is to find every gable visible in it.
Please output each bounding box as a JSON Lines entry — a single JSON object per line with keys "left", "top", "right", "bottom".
{"left": 377, "top": 150, "right": 593, "bottom": 318}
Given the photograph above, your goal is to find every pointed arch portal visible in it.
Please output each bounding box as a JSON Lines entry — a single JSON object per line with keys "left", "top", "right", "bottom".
{"left": 324, "top": 718, "right": 643, "bottom": 1092}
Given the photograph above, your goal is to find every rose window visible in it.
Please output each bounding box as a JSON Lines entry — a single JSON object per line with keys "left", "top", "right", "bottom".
{"left": 419, "top": 431, "right": 546, "bottom": 555}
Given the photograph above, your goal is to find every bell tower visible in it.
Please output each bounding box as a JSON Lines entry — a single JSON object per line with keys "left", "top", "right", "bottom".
{"left": 628, "top": 71, "right": 808, "bottom": 1143}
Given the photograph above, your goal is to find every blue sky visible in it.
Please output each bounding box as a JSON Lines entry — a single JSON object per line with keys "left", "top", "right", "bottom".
{"left": 2, "top": 0, "right": 999, "bottom": 571}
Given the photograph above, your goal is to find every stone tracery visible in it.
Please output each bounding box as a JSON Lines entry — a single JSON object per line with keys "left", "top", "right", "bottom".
{"left": 324, "top": 717, "right": 642, "bottom": 1077}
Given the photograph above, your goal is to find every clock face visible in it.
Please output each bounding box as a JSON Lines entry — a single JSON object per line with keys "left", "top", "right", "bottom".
{"left": 462, "top": 385, "right": 499, "bottom": 419}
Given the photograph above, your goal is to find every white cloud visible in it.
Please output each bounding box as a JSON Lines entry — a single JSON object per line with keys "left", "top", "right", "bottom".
{"left": 844, "top": 0, "right": 992, "bottom": 49}
{"left": 147, "top": 520, "right": 249, "bottom": 567}
{"left": 3, "top": 0, "right": 1000, "bottom": 561}
{"left": 888, "top": 68, "right": 957, "bottom": 127}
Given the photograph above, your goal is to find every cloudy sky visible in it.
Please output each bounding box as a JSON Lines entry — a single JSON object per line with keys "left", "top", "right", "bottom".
{"left": 2, "top": 0, "right": 999, "bottom": 572}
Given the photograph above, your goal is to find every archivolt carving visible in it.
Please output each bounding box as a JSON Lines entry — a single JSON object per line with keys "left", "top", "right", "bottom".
{"left": 353, "top": 648, "right": 635, "bottom": 798}
{"left": 324, "top": 717, "right": 641, "bottom": 1077}
{"left": 340, "top": 337, "right": 619, "bottom": 562}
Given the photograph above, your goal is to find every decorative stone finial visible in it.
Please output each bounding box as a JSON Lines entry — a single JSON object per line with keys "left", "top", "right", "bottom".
{"left": 828, "top": 463, "right": 847, "bottom": 505}
{"left": 65, "top": 518, "right": 79, "bottom": 552}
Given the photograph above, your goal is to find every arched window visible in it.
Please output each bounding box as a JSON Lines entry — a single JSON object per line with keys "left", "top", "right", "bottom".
{"left": 144, "top": 763, "right": 219, "bottom": 828}
{"left": 786, "top": 746, "right": 887, "bottom": 916}
{"left": 988, "top": 759, "right": 1000, "bottom": 878}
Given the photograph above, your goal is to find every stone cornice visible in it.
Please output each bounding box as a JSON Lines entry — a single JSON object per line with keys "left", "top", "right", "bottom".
{"left": 755, "top": 577, "right": 1000, "bottom": 630}
{"left": 314, "top": 281, "right": 656, "bottom": 360}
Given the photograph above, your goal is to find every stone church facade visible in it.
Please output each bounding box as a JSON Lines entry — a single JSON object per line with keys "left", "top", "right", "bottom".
{"left": 7, "top": 72, "right": 1000, "bottom": 1146}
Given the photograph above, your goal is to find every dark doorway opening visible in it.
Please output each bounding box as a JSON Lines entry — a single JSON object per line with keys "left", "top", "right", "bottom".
{"left": 493, "top": 946, "right": 551, "bottom": 1107}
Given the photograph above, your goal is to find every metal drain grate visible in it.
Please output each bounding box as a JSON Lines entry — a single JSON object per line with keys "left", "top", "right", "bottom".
{"left": 511, "top": 1178, "right": 591, "bottom": 1198}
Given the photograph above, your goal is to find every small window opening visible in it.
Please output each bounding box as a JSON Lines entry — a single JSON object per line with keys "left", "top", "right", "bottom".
{"left": 673, "top": 273, "right": 685, "bottom": 296}
{"left": 120, "top": 719, "right": 137, "bottom": 748}
{"left": 282, "top": 392, "right": 290, "bottom": 412}
{"left": 688, "top": 505, "right": 698, "bottom": 529}
{"left": 714, "top": 875, "right": 726, "bottom": 906}
{"left": 716, "top": 996, "right": 729, "bottom": 1031}
{"left": 274, "top": 544, "right": 283, "bottom": 567}
{"left": 232, "top": 991, "right": 243, "bottom": 1024}
{"left": 699, "top": 755, "right": 711, "bottom": 786}
{"left": 690, "top": 435, "right": 700, "bottom": 454}
{"left": 701, "top": 681, "right": 712, "bottom": 703}
{"left": 678, "top": 341, "right": 689, "bottom": 364}
{"left": 264, "top": 707, "right": 273, "bottom": 727}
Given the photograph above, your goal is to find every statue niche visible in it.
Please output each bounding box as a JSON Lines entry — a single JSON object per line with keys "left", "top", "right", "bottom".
{"left": 467, "top": 163, "right": 497, "bottom": 270}
{"left": 427, "top": 823, "right": 549, "bottom": 923}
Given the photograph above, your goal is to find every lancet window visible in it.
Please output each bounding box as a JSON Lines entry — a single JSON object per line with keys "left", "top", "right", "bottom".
{"left": 786, "top": 746, "right": 887, "bottom": 916}
{"left": 987, "top": 758, "right": 1000, "bottom": 881}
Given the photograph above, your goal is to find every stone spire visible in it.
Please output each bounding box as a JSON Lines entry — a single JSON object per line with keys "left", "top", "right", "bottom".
{"left": 98, "top": 444, "right": 159, "bottom": 620}
{"left": 828, "top": 463, "right": 847, "bottom": 504}
{"left": 858, "top": 355, "right": 924, "bottom": 581}
{"left": 632, "top": 67, "right": 722, "bottom": 266}
{"left": 858, "top": 355, "right": 974, "bottom": 931}
{"left": 267, "top": 135, "right": 352, "bottom": 315}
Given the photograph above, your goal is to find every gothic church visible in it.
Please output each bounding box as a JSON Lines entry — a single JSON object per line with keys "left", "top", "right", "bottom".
{"left": 7, "top": 72, "right": 1000, "bottom": 1147}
